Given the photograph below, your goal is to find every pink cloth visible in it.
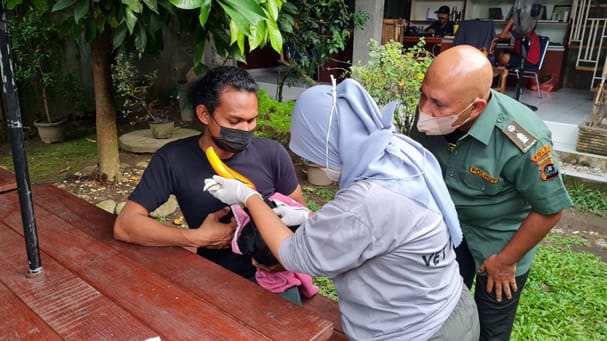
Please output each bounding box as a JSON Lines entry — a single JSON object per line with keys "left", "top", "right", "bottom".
{"left": 231, "top": 192, "right": 317, "bottom": 298}
{"left": 230, "top": 204, "right": 250, "bottom": 255}
{"left": 230, "top": 192, "right": 305, "bottom": 255}
{"left": 268, "top": 192, "right": 306, "bottom": 208}
{"left": 255, "top": 269, "right": 318, "bottom": 298}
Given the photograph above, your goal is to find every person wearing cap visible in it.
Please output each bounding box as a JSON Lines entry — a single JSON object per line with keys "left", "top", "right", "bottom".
{"left": 204, "top": 78, "right": 480, "bottom": 340}
{"left": 410, "top": 45, "right": 573, "bottom": 340}
{"left": 425, "top": 5, "right": 455, "bottom": 37}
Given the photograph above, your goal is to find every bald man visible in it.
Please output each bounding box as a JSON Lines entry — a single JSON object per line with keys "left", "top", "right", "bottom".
{"left": 410, "top": 45, "right": 573, "bottom": 341}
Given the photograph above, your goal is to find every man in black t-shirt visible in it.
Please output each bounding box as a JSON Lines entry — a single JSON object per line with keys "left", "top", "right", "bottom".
{"left": 113, "top": 66, "right": 304, "bottom": 280}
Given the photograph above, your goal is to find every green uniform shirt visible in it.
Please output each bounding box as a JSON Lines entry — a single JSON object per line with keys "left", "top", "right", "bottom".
{"left": 411, "top": 90, "right": 573, "bottom": 275}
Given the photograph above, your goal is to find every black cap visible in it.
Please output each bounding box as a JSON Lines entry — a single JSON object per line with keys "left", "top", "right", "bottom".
{"left": 436, "top": 6, "right": 450, "bottom": 14}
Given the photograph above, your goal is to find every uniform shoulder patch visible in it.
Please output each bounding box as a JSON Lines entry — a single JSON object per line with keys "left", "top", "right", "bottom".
{"left": 502, "top": 121, "right": 538, "bottom": 153}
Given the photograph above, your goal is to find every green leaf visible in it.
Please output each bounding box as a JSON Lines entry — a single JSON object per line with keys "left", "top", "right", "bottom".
{"left": 113, "top": 24, "right": 128, "bottom": 48}
{"left": 123, "top": 0, "right": 143, "bottom": 13}
{"left": 266, "top": 18, "right": 282, "bottom": 53}
{"left": 248, "top": 20, "right": 266, "bottom": 50}
{"left": 142, "top": 0, "right": 159, "bottom": 13}
{"left": 198, "top": 0, "right": 212, "bottom": 27}
{"left": 124, "top": 7, "right": 138, "bottom": 33}
{"left": 218, "top": 2, "right": 251, "bottom": 36}
{"left": 227, "top": 43, "right": 246, "bottom": 63}
{"left": 6, "top": 0, "right": 23, "bottom": 10}
{"left": 220, "top": 0, "right": 266, "bottom": 24}
{"left": 169, "top": 0, "right": 203, "bottom": 10}
{"left": 51, "top": 0, "right": 78, "bottom": 12}
{"left": 31, "top": 0, "right": 49, "bottom": 11}
{"left": 229, "top": 20, "right": 240, "bottom": 45}
{"left": 264, "top": 0, "right": 279, "bottom": 21}
{"left": 134, "top": 24, "right": 148, "bottom": 52}
{"left": 74, "top": 0, "right": 90, "bottom": 23}
{"left": 236, "top": 30, "right": 245, "bottom": 54}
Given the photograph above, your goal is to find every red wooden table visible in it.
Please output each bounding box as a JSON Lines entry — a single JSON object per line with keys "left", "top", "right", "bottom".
{"left": 0, "top": 183, "right": 343, "bottom": 340}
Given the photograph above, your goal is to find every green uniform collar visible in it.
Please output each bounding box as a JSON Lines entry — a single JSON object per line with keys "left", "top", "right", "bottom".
{"left": 466, "top": 90, "right": 508, "bottom": 145}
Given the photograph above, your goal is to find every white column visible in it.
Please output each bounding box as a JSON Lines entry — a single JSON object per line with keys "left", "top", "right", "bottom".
{"left": 353, "top": 0, "right": 385, "bottom": 65}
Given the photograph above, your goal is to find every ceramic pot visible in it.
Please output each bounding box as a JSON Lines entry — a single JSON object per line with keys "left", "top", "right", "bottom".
{"left": 33, "top": 118, "right": 67, "bottom": 144}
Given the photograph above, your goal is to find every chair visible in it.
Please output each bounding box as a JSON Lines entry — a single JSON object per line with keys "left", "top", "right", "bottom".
{"left": 508, "top": 35, "right": 550, "bottom": 98}
{"left": 453, "top": 20, "right": 509, "bottom": 93}
{"left": 453, "top": 20, "right": 495, "bottom": 55}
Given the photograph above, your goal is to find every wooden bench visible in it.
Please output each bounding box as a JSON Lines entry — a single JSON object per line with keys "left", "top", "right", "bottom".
{"left": 0, "top": 185, "right": 344, "bottom": 339}
{"left": 303, "top": 295, "right": 347, "bottom": 340}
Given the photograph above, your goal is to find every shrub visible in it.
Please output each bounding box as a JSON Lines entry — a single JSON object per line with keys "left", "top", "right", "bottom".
{"left": 256, "top": 90, "right": 295, "bottom": 147}
{"left": 350, "top": 39, "right": 433, "bottom": 135}
{"left": 112, "top": 53, "right": 163, "bottom": 124}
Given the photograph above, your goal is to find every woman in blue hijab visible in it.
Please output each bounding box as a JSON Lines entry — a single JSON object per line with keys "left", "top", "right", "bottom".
{"left": 205, "top": 78, "right": 479, "bottom": 340}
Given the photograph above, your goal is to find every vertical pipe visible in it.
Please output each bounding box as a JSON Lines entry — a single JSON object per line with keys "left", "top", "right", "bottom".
{"left": 0, "top": 5, "right": 42, "bottom": 275}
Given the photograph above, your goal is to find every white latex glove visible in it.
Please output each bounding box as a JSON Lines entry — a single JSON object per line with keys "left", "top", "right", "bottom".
{"left": 272, "top": 205, "right": 311, "bottom": 226}
{"left": 204, "top": 175, "right": 261, "bottom": 205}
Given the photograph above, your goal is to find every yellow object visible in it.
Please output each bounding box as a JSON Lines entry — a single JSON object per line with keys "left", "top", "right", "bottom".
{"left": 205, "top": 146, "right": 256, "bottom": 189}
{"left": 453, "top": 24, "right": 459, "bottom": 34}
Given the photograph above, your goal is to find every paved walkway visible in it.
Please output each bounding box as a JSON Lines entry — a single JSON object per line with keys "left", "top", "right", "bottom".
{"left": 119, "top": 128, "right": 200, "bottom": 153}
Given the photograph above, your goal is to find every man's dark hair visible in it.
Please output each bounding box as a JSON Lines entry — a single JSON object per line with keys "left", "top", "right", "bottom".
{"left": 189, "top": 66, "right": 259, "bottom": 115}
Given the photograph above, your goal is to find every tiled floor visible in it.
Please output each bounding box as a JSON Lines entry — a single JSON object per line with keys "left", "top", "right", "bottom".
{"left": 506, "top": 85, "right": 595, "bottom": 152}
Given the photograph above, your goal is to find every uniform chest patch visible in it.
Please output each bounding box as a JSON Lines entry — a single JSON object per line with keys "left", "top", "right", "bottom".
{"left": 469, "top": 166, "right": 500, "bottom": 184}
{"left": 503, "top": 121, "right": 538, "bottom": 153}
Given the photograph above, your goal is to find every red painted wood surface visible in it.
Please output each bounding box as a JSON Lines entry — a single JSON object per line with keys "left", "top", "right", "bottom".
{"left": 0, "top": 167, "right": 17, "bottom": 193}
{"left": 0, "top": 185, "right": 337, "bottom": 340}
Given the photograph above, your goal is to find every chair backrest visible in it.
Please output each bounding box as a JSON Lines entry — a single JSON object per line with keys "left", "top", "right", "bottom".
{"left": 453, "top": 20, "right": 496, "bottom": 52}
{"left": 528, "top": 35, "right": 550, "bottom": 72}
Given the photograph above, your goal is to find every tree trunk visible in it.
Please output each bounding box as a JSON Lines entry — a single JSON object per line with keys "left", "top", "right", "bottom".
{"left": 91, "top": 27, "right": 121, "bottom": 182}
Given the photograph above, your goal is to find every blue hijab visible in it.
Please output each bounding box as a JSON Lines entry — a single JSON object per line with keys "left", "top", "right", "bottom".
{"left": 289, "top": 78, "right": 462, "bottom": 246}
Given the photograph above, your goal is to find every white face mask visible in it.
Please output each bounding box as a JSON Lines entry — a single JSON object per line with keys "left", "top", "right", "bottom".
{"left": 417, "top": 101, "right": 475, "bottom": 135}
{"left": 320, "top": 167, "right": 341, "bottom": 182}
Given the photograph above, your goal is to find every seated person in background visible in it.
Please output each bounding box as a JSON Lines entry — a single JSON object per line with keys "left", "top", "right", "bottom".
{"left": 493, "top": 0, "right": 540, "bottom": 68}
{"left": 113, "top": 66, "right": 305, "bottom": 303}
{"left": 205, "top": 78, "right": 480, "bottom": 340}
{"left": 425, "top": 5, "right": 455, "bottom": 37}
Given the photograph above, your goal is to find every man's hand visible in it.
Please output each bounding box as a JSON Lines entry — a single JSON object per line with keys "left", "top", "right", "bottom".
{"left": 186, "top": 207, "right": 236, "bottom": 249}
{"left": 272, "top": 204, "right": 310, "bottom": 226}
{"left": 479, "top": 254, "right": 518, "bottom": 302}
{"left": 204, "top": 175, "right": 260, "bottom": 206}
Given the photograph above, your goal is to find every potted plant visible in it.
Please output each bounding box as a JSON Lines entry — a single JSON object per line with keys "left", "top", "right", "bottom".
{"left": 576, "top": 68, "right": 607, "bottom": 156}
{"left": 349, "top": 39, "right": 433, "bottom": 136}
{"left": 112, "top": 53, "right": 174, "bottom": 139}
{"left": 8, "top": 9, "right": 73, "bottom": 143}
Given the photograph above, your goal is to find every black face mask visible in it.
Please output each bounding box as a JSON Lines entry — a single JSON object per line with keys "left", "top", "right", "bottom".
{"left": 212, "top": 125, "right": 254, "bottom": 153}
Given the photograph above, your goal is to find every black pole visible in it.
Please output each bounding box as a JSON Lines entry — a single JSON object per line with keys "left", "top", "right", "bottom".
{"left": 515, "top": 35, "right": 538, "bottom": 111}
{"left": 0, "top": 5, "right": 42, "bottom": 275}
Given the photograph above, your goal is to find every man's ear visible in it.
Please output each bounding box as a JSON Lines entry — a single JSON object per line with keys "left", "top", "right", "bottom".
{"left": 470, "top": 100, "right": 488, "bottom": 120}
{"left": 196, "top": 104, "right": 210, "bottom": 125}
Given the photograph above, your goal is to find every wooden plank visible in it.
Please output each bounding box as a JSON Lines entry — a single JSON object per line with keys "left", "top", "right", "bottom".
{"left": 0, "top": 186, "right": 334, "bottom": 340}
{"left": 0, "top": 191, "right": 270, "bottom": 340}
{"left": 302, "top": 295, "right": 348, "bottom": 341}
{"left": 0, "top": 224, "right": 157, "bottom": 340}
{"left": 0, "top": 280, "right": 61, "bottom": 341}
{"left": 0, "top": 167, "right": 17, "bottom": 193}
{"left": 27, "top": 185, "right": 335, "bottom": 340}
